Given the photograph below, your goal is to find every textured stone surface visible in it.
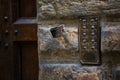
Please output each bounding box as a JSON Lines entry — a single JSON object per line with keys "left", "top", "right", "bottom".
{"left": 101, "top": 22, "right": 120, "bottom": 52}
{"left": 37, "top": 0, "right": 120, "bottom": 80}
{"left": 39, "top": 64, "right": 102, "bottom": 80}
{"left": 38, "top": 20, "right": 120, "bottom": 80}
{"left": 38, "top": 20, "right": 79, "bottom": 63}
{"left": 38, "top": 0, "right": 120, "bottom": 20}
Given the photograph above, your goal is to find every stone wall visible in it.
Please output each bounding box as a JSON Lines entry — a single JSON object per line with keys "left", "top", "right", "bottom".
{"left": 38, "top": 0, "right": 120, "bottom": 80}
{"left": 38, "top": 0, "right": 120, "bottom": 20}
{"left": 38, "top": 20, "right": 79, "bottom": 63}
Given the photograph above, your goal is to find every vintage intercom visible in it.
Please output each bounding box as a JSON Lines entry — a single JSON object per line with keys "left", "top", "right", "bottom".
{"left": 79, "top": 16, "right": 101, "bottom": 64}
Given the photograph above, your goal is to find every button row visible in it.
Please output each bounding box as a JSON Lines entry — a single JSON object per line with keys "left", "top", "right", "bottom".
{"left": 83, "top": 25, "right": 96, "bottom": 29}
{"left": 80, "top": 17, "right": 99, "bottom": 51}
{"left": 82, "top": 39, "right": 96, "bottom": 42}
{"left": 82, "top": 32, "right": 96, "bottom": 36}
{"left": 83, "top": 46, "right": 96, "bottom": 49}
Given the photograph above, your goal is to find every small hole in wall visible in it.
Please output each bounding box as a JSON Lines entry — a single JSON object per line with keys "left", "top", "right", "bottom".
{"left": 50, "top": 25, "right": 64, "bottom": 38}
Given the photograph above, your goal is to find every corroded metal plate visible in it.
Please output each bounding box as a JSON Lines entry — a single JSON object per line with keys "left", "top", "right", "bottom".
{"left": 79, "top": 16, "right": 101, "bottom": 64}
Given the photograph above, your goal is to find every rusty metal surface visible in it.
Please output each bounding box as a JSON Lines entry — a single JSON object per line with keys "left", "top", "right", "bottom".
{"left": 79, "top": 16, "right": 101, "bottom": 64}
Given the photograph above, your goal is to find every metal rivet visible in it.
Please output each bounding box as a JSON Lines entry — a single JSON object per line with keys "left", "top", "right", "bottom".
{"left": 83, "top": 26, "right": 86, "bottom": 29}
{"left": 95, "top": 18, "right": 98, "bottom": 20}
{"left": 83, "top": 39, "right": 86, "bottom": 42}
{"left": 91, "top": 32, "right": 95, "bottom": 35}
{"left": 91, "top": 25, "right": 95, "bottom": 29}
{"left": 14, "top": 29, "right": 18, "bottom": 35}
{"left": 83, "top": 33, "right": 86, "bottom": 35}
{"left": 83, "top": 46, "right": 87, "bottom": 49}
{"left": 5, "top": 29, "right": 9, "bottom": 35}
{"left": 4, "top": 16, "right": 8, "bottom": 21}
{"left": 91, "top": 46, "right": 95, "bottom": 49}
{"left": 91, "top": 39, "right": 95, "bottom": 42}
{"left": 83, "top": 19, "right": 86, "bottom": 22}
{"left": 91, "top": 19, "right": 94, "bottom": 21}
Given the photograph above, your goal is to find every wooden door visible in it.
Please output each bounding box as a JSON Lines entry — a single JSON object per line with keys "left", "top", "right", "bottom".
{"left": 0, "top": 0, "right": 15, "bottom": 80}
{"left": 12, "top": 0, "right": 39, "bottom": 80}
{"left": 0, "top": 0, "right": 38, "bottom": 80}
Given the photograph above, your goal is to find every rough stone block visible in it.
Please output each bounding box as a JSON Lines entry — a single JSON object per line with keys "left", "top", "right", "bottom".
{"left": 101, "top": 22, "right": 120, "bottom": 52}
{"left": 38, "top": 20, "right": 79, "bottom": 63}
{"left": 37, "top": 0, "right": 120, "bottom": 20}
{"left": 39, "top": 64, "right": 102, "bottom": 80}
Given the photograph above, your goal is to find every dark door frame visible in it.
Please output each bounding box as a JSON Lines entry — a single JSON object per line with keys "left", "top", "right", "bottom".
{"left": 0, "top": 0, "right": 38, "bottom": 80}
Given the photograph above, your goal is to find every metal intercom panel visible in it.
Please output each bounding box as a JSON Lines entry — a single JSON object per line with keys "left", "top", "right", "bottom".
{"left": 79, "top": 16, "right": 101, "bottom": 64}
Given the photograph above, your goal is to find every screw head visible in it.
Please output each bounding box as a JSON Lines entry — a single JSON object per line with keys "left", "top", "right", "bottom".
{"left": 83, "top": 19, "right": 86, "bottom": 22}
{"left": 83, "top": 39, "right": 86, "bottom": 42}
{"left": 83, "top": 46, "right": 87, "bottom": 49}
{"left": 91, "top": 39, "right": 95, "bottom": 42}
{"left": 5, "top": 30, "right": 9, "bottom": 35}
{"left": 4, "top": 16, "right": 8, "bottom": 21}
{"left": 83, "top": 33, "right": 86, "bottom": 35}
{"left": 14, "top": 29, "right": 18, "bottom": 35}
{"left": 91, "top": 19, "right": 94, "bottom": 21}
{"left": 91, "top": 32, "right": 95, "bottom": 35}
{"left": 91, "top": 46, "right": 95, "bottom": 49}
{"left": 91, "top": 25, "right": 95, "bottom": 29}
{"left": 83, "top": 26, "right": 86, "bottom": 29}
